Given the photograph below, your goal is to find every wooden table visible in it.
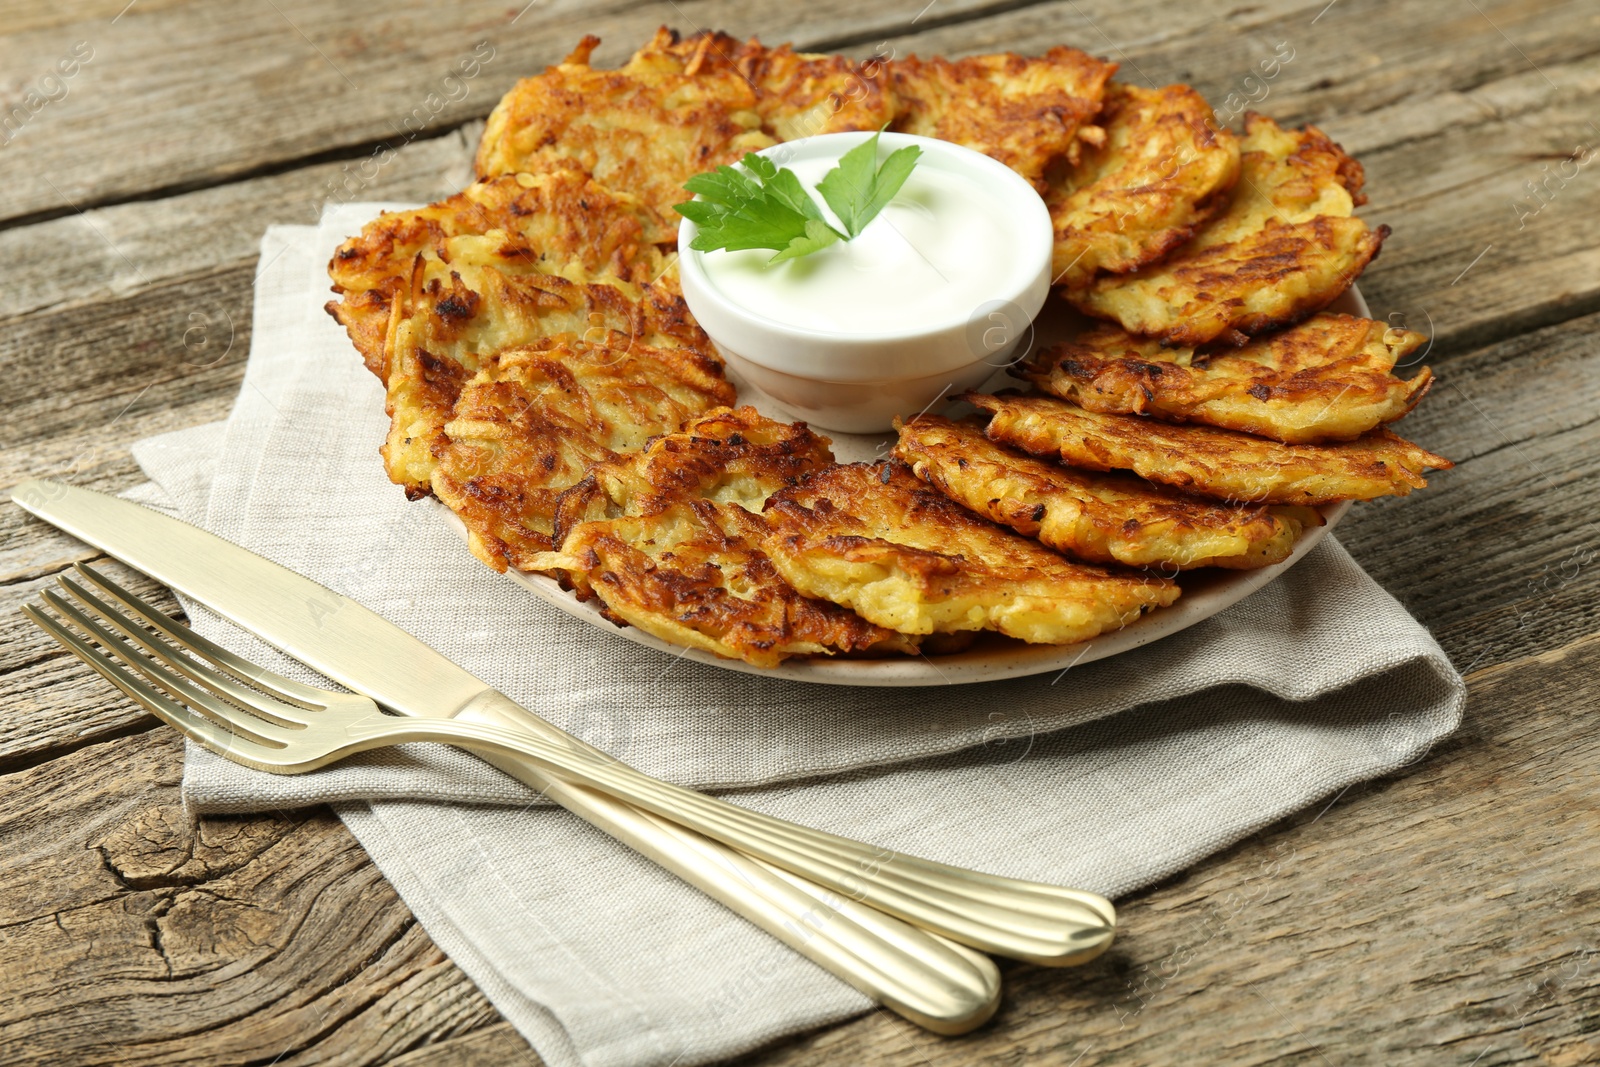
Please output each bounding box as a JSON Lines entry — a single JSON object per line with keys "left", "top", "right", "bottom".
{"left": 2, "top": 1, "right": 1595, "bottom": 1063}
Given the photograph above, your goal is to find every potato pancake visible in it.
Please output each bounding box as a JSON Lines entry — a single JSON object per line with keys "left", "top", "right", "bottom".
{"left": 966, "top": 392, "right": 1452, "bottom": 505}
{"left": 429, "top": 337, "right": 736, "bottom": 572}
{"left": 545, "top": 507, "right": 923, "bottom": 665}
{"left": 761, "top": 461, "right": 1178, "bottom": 643}
{"left": 552, "top": 405, "right": 835, "bottom": 537}
{"left": 621, "top": 29, "right": 897, "bottom": 143}
{"left": 373, "top": 260, "right": 716, "bottom": 497}
{"left": 1066, "top": 113, "right": 1386, "bottom": 345}
{"left": 534, "top": 408, "right": 915, "bottom": 666}
{"left": 326, "top": 166, "right": 716, "bottom": 505}
{"left": 1045, "top": 83, "right": 1240, "bottom": 287}
{"left": 893, "top": 414, "right": 1309, "bottom": 569}
{"left": 475, "top": 32, "right": 776, "bottom": 219}
{"left": 1022, "top": 313, "right": 1433, "bottom": 443}
{"left": 743, "top": 43, "right": 896, "bottom": 142}
{"left": 890, "top": 48, "right": 1118, "bottom": 189}
{"left": 327, "top": 170, "right": 674, "bottom": 381}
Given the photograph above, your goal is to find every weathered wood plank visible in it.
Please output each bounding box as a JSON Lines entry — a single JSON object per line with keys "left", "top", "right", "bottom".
{"left": 881, "top": 0, "right": 1596, "bottom": 131}
{"left": 0, "top": 0, "right": 1039, "bottom": 228}
{"left": 1335, "top": 309, "right": 1600, "bottom": 670}
{"left": 0, "top": 121, "right": 480, "bottom": 322}
{"left": 0, "top": 559, "right": 181, "bottom": 771}
{"left": 0, "top": 727, "right": 503, "bottom": 1066}
{"left": 0, "top": 126, "right": 482, "bottom": 601}
{"left": 384, "top": 1022, "right": 544, "bottom": 1067}
{"left": 729, "top": 633, "right": 1600, "bottom": 1067}
{"left": 3, "top": 632, "right": 1593, "bottom": 1066}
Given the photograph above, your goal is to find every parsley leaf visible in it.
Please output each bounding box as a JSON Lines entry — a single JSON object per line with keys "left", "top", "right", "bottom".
{"left": 674, "top": 134, "right": 923, "bottom": 264}
{"left": 816, "top": 132, "right": 923, "bottom": 240}
{"left": 674, "top": 153, "right": 844, "bottom": 264}
{"left": 769, "top": 218, "right": 847, "bottom": 264}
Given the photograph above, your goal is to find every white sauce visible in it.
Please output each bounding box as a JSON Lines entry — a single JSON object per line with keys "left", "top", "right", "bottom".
{"left": 694, "top": 155, "right": 1028, "bottom": 337}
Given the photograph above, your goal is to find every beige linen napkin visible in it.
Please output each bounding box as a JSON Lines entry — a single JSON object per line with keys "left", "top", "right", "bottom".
{"left": 123, "top": 211, "right": 1465, "bottom": 1067}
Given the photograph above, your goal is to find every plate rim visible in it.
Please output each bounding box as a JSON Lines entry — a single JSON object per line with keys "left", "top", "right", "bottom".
{"left": 447, "top": 288, "right": 1369, "bottom": 686}
{"left": 446, "top": 499, "right": 1350, "bottom": 687}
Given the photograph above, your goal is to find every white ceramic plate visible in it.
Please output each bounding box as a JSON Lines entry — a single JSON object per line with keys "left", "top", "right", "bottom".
{"left": 448, "top": 288, "right": 1367, "bottom": 686}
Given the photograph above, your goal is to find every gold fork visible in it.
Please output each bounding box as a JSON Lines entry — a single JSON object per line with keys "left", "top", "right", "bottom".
{"left": 24, "top": 565, "right": 1114, "bottom": 971}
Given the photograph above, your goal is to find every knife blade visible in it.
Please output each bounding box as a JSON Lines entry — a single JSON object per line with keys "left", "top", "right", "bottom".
{"left": 11, "top": 477, "right": 999, "bottom": 1034}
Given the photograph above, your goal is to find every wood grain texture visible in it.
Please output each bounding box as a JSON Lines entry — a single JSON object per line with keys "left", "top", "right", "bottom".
{"left": 2, "top": 0, "right": 1598, "bottom": 1063}
{"left": 0, "top": 561, "right": 171, "bottom": 772}
{"left": 1336, "top": 310, "right": 1600, "bottom": 669}
{"left": 0, "top": 727, "right": 504, "bottom": 1066}
{"left": 0, "top": 0, "right": 1030, "bottom": 228}
{"left": 5, "top": 635, "right": 1591, "bottom": 1067}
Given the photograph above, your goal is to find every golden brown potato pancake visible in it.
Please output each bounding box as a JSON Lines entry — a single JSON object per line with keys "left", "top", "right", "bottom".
{"left": 761, "top": 461, "right": 1178, "bottom": 643}
{"left": 966, "top": 392, "right": 1452, "bottom": 506}
{"left": 544, "top": 508, "right": 922, "bottom": 665}
{"left": 475, "top": 31, "right": 776, "bottom": 220}
{"left": 533, "top": 407, "right": 916, "bottom": 666}
{"left": 430, "top": 337, "right": 737, "bottom": 572}
{"left": 371, "top": 259, "right": 716, "bottom": 498}
{"left": 743, "top": 42, "right": 896, "bottom": 142}
{"left": 1021, "top": 313, "right": 1434, "bottom": 444}
{"left": 620, "top": 29, "right": 897, "bottom": 143}
{"left": 477, "top": 29, "right": 899, "bottom": 221}
{"left": 327, "top": 170, "right": 674, "bottom": 381}
{"left": 552, "top": 405, "right": 835, "bottom": 538}
{"left": 1065, "top": 113, "right": 1387, "bottom": 346}
{"left": 893, "top": 414, "right": 1309, "bottom": 570}
{"left": 325, "top": 166, "right": 715, "bottom": 507}
{"left": 1045, "top": 82, "right": 1240, "bottom": 287}
{"left": 890, "top": 48, "right": 1118, "bottom": 189}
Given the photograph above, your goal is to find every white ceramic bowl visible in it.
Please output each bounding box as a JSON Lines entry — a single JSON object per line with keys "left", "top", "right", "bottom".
{"left": 677, "top": 132, "right": 1053, "bottom": 433}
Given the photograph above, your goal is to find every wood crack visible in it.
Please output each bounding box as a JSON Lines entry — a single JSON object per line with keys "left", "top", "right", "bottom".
{"left": 807, "top": 0, "right": 1060, "bottom": 52}
{"left": 0, "top": 551, "right": 106, "bottom": 589}
{"left": 146, "top": 893, "right": 176, "bottom": 979}
{"left": 1451, "top": 409, "right": 1600, "bottom": 468}
{"left": 0, "top": 715, "right": 159, "bottom": 778}
{"left": 0, "top": 123, "right": 480, "bottom": 239}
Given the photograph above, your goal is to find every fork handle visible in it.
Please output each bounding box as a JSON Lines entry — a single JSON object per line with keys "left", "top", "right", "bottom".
{"left": 452, "top": 692, "right": 1000, "bottom": 1034}
{"left": 433, "top": 693, "right": 1114, "bottom": 968}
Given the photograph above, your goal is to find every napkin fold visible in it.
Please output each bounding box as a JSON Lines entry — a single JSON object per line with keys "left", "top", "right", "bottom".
{"left": 126, "top": 211, "right": 1465, "bottom": 1067}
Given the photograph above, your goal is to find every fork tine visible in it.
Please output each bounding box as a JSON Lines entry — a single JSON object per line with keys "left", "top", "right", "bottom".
{"left": 22, "top": 603, "right": 292, "bottom": 773}
{"left": 32, "top": 592, "right": 297, "bottom": 749}
{"left": 70, "top": 564, "right": 331, "bottom": 708}
{"left": 53, "top": 577, "right": 308, "bottom": 729}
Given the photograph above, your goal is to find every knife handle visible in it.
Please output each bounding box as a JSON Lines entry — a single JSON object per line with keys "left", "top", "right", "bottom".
{"left": 456, "top": 693, "right": 1000, "bottom": 1035}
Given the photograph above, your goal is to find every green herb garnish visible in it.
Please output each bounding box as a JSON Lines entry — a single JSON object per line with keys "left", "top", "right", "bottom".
{"left": 674, "top": 132, "right": 923, "bottom": 265}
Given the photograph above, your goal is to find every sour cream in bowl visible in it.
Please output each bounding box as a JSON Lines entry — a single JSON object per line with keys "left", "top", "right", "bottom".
{"left": 677, "top": 132, "right": 1052, "bottom": 433}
